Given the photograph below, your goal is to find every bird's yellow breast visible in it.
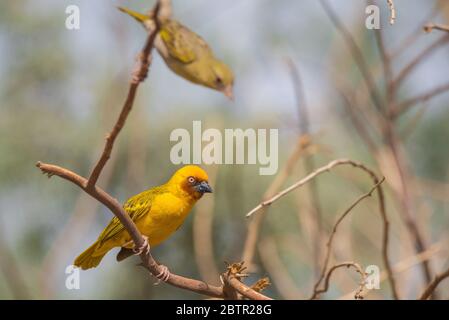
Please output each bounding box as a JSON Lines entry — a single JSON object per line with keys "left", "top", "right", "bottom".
{"left": 135, "top": 192, "right": 195, "bottom": 246}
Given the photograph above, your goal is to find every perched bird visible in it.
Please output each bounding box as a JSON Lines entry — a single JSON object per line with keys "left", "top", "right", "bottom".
{"left": 118, "top": 6, "right": 235, "bottom": 100}
{"left": 74, "top": 165, "right": 212, "bottom": 280}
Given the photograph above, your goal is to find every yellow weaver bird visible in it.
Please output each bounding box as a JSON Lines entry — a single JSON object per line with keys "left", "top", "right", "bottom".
{"left": 118, "top": 6, "right": 235, "bottom": 100}
{"left": 74, "top": 165, "right": 212, "bottom": 280}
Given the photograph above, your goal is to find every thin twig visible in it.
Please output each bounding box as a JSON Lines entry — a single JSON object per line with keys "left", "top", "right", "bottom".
{"left": 36, "top": 162, "right": 224, "bottom": 298}
{"left": 419, "top": 266, "right": 449, "bottom": 300}
{"left": 391, "top": 34, "right": 449, "bottom": 99}
{"left": 424, "top": 23, "right": 449, "bottom": 34}
{"left": 339, "top": 240, "right": 444, "bottom": 299}
{"left": 221, "top": 262, "right": 273, "bottom": 300}
{"left": 248, "top": 159, "right": 374, "bottom": 218}
{"left": 246, "top": 158, "right": 398, "bottom": 299}
{"left": 286, "top": 58, "right": 324, "bottom": 280}
{"left": 319, "top": 0, "right": 384, "bottom": 113}
{"left": 86, "top": 3, "right": 161, "bottom": 189}
{"left": 310, "top": 179, "right": 384, "bottom": 299}
{"left": 391, "top": 3, "right": 442, "bottom": 59}
{"left": 35, "top": 1, "right": 224, "bottom": 299}
{"left": 393, "top": 81, "right": 449, "bottom": 117}
{"left": 312, "top": 262, "right": 367, "bottom": 300}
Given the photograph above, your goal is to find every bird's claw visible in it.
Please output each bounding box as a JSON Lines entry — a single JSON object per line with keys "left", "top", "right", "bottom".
{"left": 133, "top": 236, "right": 150, "bottom": 255}
{"left": 153, "top": 264, "right": 170, "bottom": 284}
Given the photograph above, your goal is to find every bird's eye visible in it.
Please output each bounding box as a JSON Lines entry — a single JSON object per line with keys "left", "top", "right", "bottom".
{"left": 187, "top": 176, "right": 196, "bottom": 184}
{"left": 215, "top": 76, "right": 223, "bottom": 85}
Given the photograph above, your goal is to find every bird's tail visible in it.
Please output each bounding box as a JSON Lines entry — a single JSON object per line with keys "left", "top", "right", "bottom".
{"left": 117, "top": 6, "right": 149, "bottom": 24}
{"left": 74, "top": 241, "right": 107, "bottom": 270}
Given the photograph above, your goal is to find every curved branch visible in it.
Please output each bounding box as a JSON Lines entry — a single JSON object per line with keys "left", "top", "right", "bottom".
{"left": 36, "top": 162, "right": 223, "bottom": 298}
{"left": 310, "top": 178, "right": 384, "bottom": 299}
{"left": 311, "top": 262, "right": 366, "bottom": 300}
{"left": 35, "top": 1, "right": 224, "bottom": 299}
{"left": 419, "top": 266, "right": 449, "bottom": 300}
{"left": 246, "top": 158, "right": 399, "bottom": 299}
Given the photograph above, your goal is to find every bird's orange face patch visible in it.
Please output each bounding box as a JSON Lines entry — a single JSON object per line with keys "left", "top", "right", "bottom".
{"left": 170, "top": 165, "right": 212, "bottom": 200}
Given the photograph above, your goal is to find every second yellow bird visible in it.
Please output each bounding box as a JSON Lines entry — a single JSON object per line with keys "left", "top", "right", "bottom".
{"left": 74, "top": 165, "right": 212, "bottom": 276}
{"left": 118, "top": 6, "right": 235, "bottom": 99}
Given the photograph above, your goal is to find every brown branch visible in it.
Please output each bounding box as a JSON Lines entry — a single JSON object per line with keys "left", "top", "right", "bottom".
{"left": 424, "top": 23, "right": 449, "bottom": 33}
{"left": 286, "top": 58, "right": 324, "bottom": 280}
{"left": 310, "top": 178, "right": 384, "bottom": 299}
{"left": 391, "top": 4, "right": 442, "bottom": 59}
{"left": 248, "top": 159, "right": 374, "bottom": 218}
{"left": 393, "top": 81, "right": 449, "bottom": 117}
{"left": 374, "top": 22, "right": 393, "bottom": 108}
{"left": 319, "top": 0, "right": 384, "bottom": 113}
{"left": 40, "top": 154, "right": 117, "bottom": 298}
{"left": 86, "top": 4, "right": 161, "bottom": 189}
{"left": 221, "top": 262, "right": 273, "bottom": 300}
{"left": 36, "top": 162, "right": 224, "bottom": 298}
{"left": 419, "top": 266, "right": 449, "bottom": 300}
{"left": 35, "top": 2, "right": 225, "bottom": 299}
{"left": 370, "top": 4, "right": 436, "bottom": 294}
{"left": 311, "top": 262, "right": 366, "bottom": 300}
{"left": 246, "top": 158, "right": 398, "bottom": 299}
{"left": 337, "top": 83, "right": 379, "bottom": 153}
{"left": 391, "top": 34, "right": 449, "bottom": 100}
{"left": 340, "top": 240, "right": 445, "bottom": 299}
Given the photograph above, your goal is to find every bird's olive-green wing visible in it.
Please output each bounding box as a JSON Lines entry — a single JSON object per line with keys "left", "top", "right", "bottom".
{"left": 97, "top": 187, "right": 167, "bottom": 245}
{"left": 159, "top": 20, "right": 211, "bottom": 64}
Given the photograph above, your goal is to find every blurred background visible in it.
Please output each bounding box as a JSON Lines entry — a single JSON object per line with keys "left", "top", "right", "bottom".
{"left": 1, "top": 0, "right": 449, "bottom": 299}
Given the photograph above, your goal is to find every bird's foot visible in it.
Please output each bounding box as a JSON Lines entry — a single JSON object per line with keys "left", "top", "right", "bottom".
{"left": 132, "top": 236, "right": 150, "bottom": 255}
{"left": 153, "top": 264, "right": 170, "bottom": 284}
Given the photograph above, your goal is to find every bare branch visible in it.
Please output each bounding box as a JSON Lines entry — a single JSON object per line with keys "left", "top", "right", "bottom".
{"left": 393, "top": 81, "right": 449, "bottom": 117}
{"left": 419, "top": 266, "right": 449, "bottom": 300}
{"left": 35, "top": 2, "right": 225, "bottom": 299}
{"left": 311, "top": 262, "right": 366, "bottom": 300}
{"left": 392, "top": 34, "right": 449, "bottom": 97}
{"left": 36, "top": 161, "right": 224, "bottom": 298}
{"left": 286, "top": 58, "right": 324, "bottom": 279}
{"left": 424, "top": 23, "right": 449, "bottom": 33}
{"left": 246, "top": 158, "right": 398, "bottom": 299}
{"left": 248, "top": 159, "right": 373, "bottom": 218}
{"left": 221, "top": 262, "right": 273, "bottom": 300}
{"left": 86, "top": 3, "right": 162, "bottom": 189}
{"left": 310, "top": 178, "right": 384, "bottom": 299}
{"left": 319, "top": 0, "right": 384, "bottom": 113}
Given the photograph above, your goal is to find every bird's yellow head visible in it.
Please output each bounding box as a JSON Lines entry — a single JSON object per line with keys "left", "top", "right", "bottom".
{"left": 168, "top": 165, "right": 212, "bottom": 200}
{"left": 210, "top": 60, "right": 235, "bottom": 100}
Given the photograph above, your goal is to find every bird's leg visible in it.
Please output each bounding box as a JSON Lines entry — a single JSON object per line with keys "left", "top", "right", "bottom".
{"left": 153, "top": 264, "right": 171, "bottom": 284}
{"left": 132, "top": 235, "right": 150, "bottom": 255}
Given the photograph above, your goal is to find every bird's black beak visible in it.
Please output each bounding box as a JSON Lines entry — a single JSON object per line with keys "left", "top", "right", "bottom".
{"left": 195, "top": 181, "right": 213, "bottom": 194}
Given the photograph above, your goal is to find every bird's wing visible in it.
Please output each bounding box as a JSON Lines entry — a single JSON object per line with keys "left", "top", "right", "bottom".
{"left": 97, "top": 187, "right": 166, "bottom": 245}
{"left": 159, "top": 20, "right": 211, "bottom": 64}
